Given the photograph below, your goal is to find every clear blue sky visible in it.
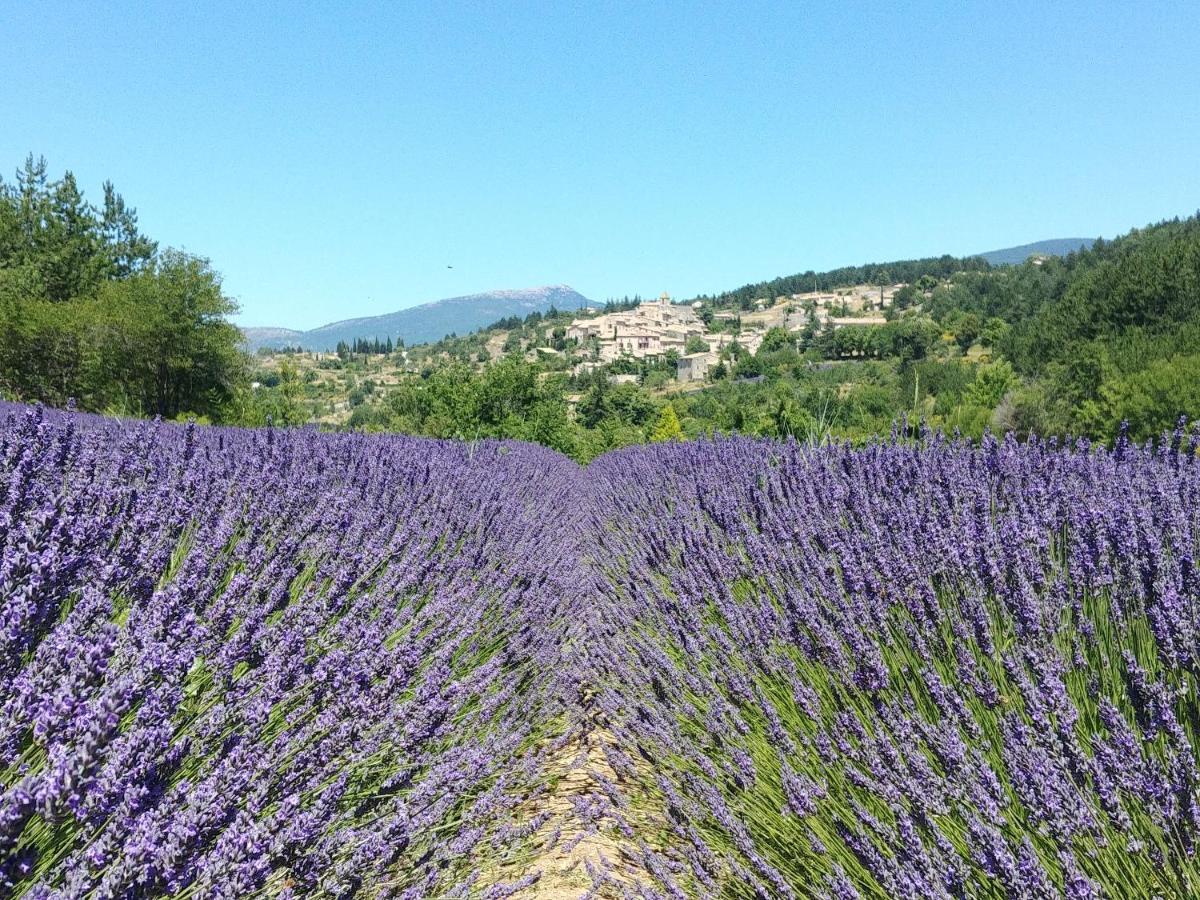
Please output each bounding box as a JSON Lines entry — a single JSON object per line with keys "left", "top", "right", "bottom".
{"left": 3, "top": 1, "right": 1198, "bottom": 329}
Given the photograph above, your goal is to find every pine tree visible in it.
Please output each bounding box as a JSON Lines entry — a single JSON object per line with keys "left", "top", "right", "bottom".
{"left": 101, "top": 181, "right": 156, "bottom": 278}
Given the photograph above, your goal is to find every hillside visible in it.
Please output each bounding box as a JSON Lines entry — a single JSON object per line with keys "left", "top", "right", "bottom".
{"left": 977, "top": 237, "right": 1096, "bottom": 265}
{"left": 698, "top": 237, "right": 1103, "bottom": 312}
{"left": 698, "top": 254, "right": 992, "bottom": 311}
{"left": 242, "top": 284, "right": 594, "bottom": 351}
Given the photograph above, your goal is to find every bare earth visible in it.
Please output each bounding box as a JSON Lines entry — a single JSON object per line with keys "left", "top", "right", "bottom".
{"left": 480, "top": 702, "right": 676, "bottom": 899}
{"left": 516, "top": 727, "right": 646, "bottom": 897}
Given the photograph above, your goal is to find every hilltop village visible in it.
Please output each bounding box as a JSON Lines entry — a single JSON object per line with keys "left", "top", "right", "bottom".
{"left": 562, "top": 287, "right": 897, "bottom": 383}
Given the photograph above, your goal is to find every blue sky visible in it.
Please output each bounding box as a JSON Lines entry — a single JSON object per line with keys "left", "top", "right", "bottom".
{"left": 3, "top": 1, "right": 1198, "bottom": 328}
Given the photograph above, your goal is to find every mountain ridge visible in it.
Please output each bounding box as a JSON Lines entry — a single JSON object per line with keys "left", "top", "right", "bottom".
{"left": 243, "top": 284, "right": 595, "bottom": 351}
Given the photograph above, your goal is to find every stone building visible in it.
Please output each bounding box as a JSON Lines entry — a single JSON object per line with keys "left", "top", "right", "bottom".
{"left": 677, "top": 351, "right": 719, "bottom": 383}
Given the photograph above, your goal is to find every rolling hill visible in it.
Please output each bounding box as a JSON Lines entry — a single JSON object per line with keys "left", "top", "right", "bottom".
{"left": 242, "top": 285, "right": 595, "bottom": 351}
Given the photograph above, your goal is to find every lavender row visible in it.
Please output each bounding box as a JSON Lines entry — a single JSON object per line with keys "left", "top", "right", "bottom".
{"left": 0, "top": 404, "right": 587, "bottom": 897}
{"left": 581, "top": 427, "right": 1200, "bottom": 898}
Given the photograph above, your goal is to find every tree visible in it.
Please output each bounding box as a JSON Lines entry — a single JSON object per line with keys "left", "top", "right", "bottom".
{"left": 383, "top": 363, "right": 479, "bottom": 438}
{"left": 477, "top": 353, "right": 539, "bottom": 427}
{"left": 1, "top": 157, "right": 157, "bottom": 303}
{"left": 42, "top": 171, "right": 104, "bottom": 302}
{"left": 577, "top": 379, "right": 655, "bottom": 429}
{"left": 892, "top": 285, "right": 920, "bottom": 310}
{"left": 271, "top": 359, "right": 306, "bottom": 424}
{"left": 607, "top": 383, "right": 656, "bottom": 426}
{"left": 649, "top": 403, "right": 683, "bottom": 442}
{"left": 576, "top": 379, "right": 609, "bottom": 429}
{"left": 757, "top": 326, "right": 794, "bottom": 355}
{"left": 948, "top": 311, "right": 982, "bottom": 350}
{"left": 877, "top": 317, "right": 939, "bottom": 362}
{"left": 979, "top": 317, "right": 1010, "bottom": 348}
{"left": 521, "top": 396, "right": 576, "bottom": 456}
{"left": 0, "top": 283, "right": 85, "bottom": 405}
{"left": 685, "top": 335, "right": 708, "bottom": 354}
{"left": 966, "top": 359, "right": 1016, "bottom": 409}
{"left": 1098, "top": 354, "right": 1200, "bottom": 442}
{"left": 100, "top": 180, "right": 156, "bottom": 278}
{"left": 88, "top": 250, "right": 245, "bottom": 417}
{"left": 734, "top": 355, "right": 763, "bottom": 379}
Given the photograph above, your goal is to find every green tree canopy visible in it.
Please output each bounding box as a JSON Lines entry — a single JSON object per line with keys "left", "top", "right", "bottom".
{"left": 0, "top": 156, "right": 242, "bottom": 419}
{"left": 649, "top": 403, "right": 684, "bottom": 442}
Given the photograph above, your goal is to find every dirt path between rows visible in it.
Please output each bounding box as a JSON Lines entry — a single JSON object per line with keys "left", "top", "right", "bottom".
{"left": 482, "top": 694, "right": 674, "bottom": 898}
{"left": 513, "top": 726, "right": 645, "bottom": 897}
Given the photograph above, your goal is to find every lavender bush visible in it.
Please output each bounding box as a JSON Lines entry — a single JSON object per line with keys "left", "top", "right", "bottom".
{"left": 2, "top": 404, "right": 1198, "bottom": 898}
{"left": 0, "top": 404, "right": 587, "bottom": 897}
{"left": 582, "top": 425, "right": 1200, "bottom": 898}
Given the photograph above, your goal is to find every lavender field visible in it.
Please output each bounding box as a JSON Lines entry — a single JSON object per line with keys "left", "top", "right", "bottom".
{"left": 2, "top": 403, "right": 1199, "bottom": 899}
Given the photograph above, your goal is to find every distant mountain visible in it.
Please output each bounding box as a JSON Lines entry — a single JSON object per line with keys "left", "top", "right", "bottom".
{"left": 977, "top": 238, "right": 1095, "bottom": 266}
{"left": 242, "top": 285, "right": 595, "bottom": 352}
{"left": 240, "top": 326, "right": 305, "bottom": 348}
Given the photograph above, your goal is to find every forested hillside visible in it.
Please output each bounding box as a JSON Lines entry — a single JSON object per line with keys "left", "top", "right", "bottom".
{"left": 690, "top": 215, "right": 1200, "bottom": 444}
{"left": 694, "top": 253, "right": 993, "bottom": 310}
{"left": 928, "top": 216, "right": 1200, "bottom": 439}
{"left": 0, "top": 156, "right": 245, "bottom": 419}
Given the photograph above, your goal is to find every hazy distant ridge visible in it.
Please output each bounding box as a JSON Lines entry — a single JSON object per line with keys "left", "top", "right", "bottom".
{"left": 977, "top": 238, "right": 1095, "bottom": 266}
{"left": 243, "top": 285, "right": 594, "bottom": 351}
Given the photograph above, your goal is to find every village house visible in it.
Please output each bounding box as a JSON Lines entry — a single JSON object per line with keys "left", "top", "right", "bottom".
{"left": 675, "top": 330, "right": 767, "bottom": 383}
{"left": 677, "top": 351, "right": 719, "bottom": 383}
